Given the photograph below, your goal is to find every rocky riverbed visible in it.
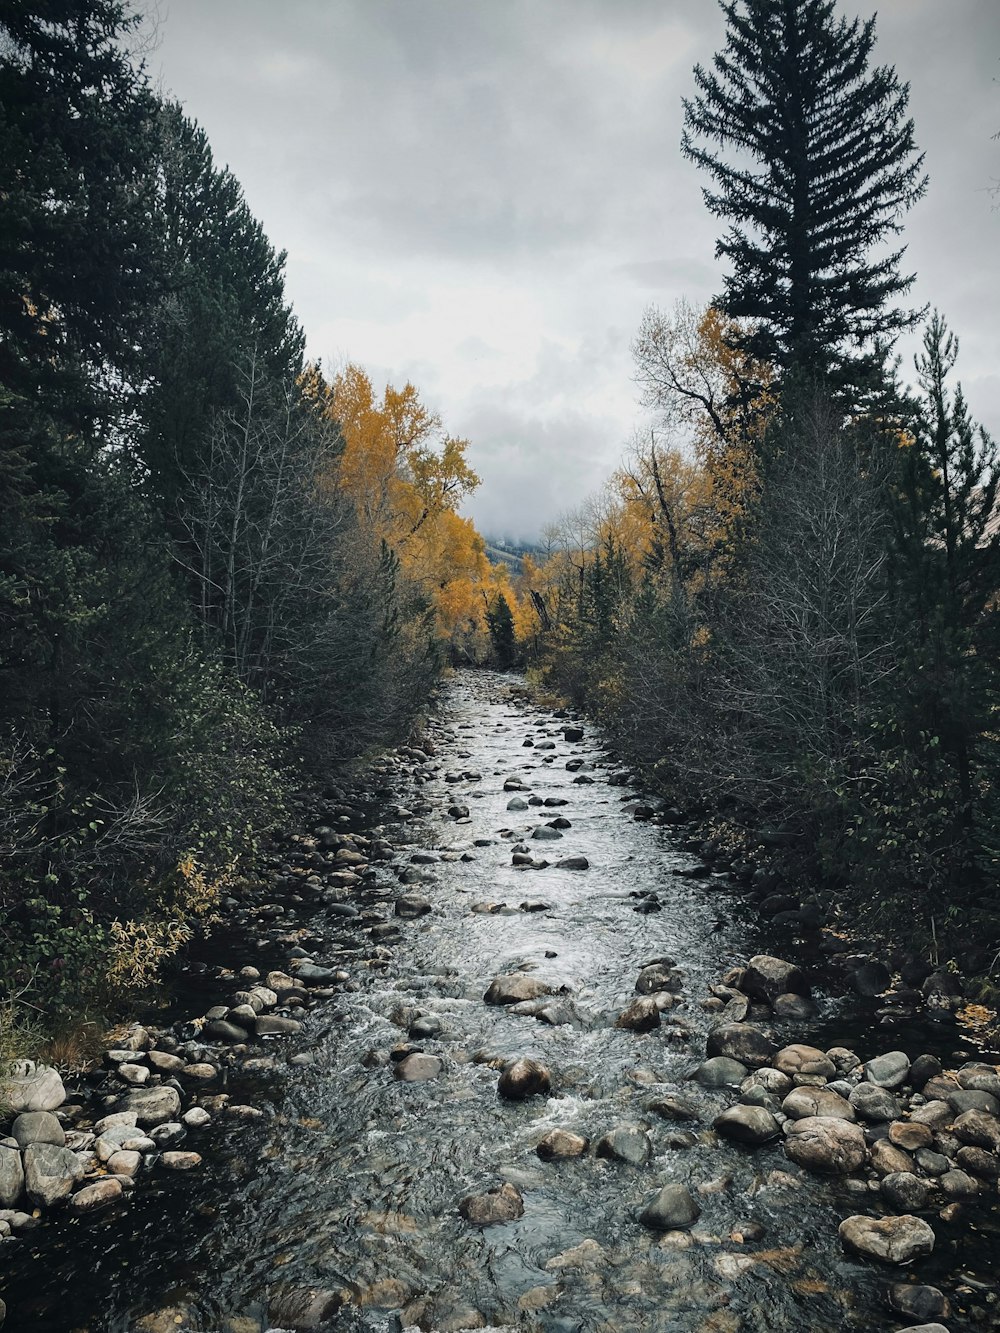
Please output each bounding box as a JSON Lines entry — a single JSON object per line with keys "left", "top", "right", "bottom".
{"left": 1, "top": 669, "right": 999, "bottom": 1333}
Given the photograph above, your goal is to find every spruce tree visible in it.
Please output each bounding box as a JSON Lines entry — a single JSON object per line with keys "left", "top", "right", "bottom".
{"left": 682, "top": 0, "right": 927, "bottom": 395}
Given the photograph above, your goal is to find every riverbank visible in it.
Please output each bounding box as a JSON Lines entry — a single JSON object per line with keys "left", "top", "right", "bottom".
{"left": 1, "top": 670, "right": 999, "bottom": 1332}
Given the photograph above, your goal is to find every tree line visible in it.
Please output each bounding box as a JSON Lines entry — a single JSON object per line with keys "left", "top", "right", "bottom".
{"left": 502, "top": 0, "right": 1000, "bottom": 977}
{"left": 0, "top": 1, "right": 517, "bottom": 1043}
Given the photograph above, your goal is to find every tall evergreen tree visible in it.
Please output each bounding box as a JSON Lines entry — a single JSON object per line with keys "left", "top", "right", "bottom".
{"left": 682, "top": 0, "right": 927, "bottom": 395}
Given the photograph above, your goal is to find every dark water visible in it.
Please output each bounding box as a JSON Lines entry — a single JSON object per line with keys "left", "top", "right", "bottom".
{"left": 2, "top": 670, "right": 998, "bottom": 1333}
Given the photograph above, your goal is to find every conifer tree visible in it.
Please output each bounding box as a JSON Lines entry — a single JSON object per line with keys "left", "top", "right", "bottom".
{"left": 682, "top": 0, "right": 927, "bottom": 394}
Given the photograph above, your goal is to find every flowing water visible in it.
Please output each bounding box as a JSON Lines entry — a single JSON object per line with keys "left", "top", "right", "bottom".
{"left": 3, "top": 670, "right": 999, "bottom": 1333}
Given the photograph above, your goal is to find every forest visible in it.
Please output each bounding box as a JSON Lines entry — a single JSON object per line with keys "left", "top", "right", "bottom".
{"left": 2, "top": 0, "right": 998, "bottom": 1061}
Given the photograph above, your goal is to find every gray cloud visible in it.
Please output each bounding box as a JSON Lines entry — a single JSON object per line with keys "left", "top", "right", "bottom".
{"left": 147, "top": 0, "right": 1000, "bottom": 538}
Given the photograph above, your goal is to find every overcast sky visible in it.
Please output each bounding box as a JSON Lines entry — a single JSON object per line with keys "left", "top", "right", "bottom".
{"left": 142, "top": 0, "right": 1000, "bottom": 541}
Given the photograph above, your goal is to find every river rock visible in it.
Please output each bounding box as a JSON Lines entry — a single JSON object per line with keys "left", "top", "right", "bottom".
{"left": 0, "top": 1146, "right": 24, "bottom": 1207}
{"left": 706, "top": 1023, "right": 776, "bottom": 1069}
{"left": 268, "top": 1287, "right": 344, "bottom": 1329}
{"left": 394, "top": 1053, "right": 442, "bottom": 1082}
{"left": 880, "top": 1171, "right": 929, "bottom": 1211}
{"left": 595, "top": 1124, "right": 652, "bottom": 1165}
{"left": 69, "top": 1178, "right": 123, "bottom": 1212}
{"left": 484, "top": 974, "right": 553, "bottom": 1005}
{"left": 395, "top": 895, "right": 432, "bottom": 918}
{"left": 635, "top": 963, "right": 682, "bottom": 995}
{"left": 910, "top": 1100, "right": 954, "bottom": 1130}
{"left": 536, "top": 1129, "right": 588, "bottom": 1160}
{"left": 182, "top": 1107, "right": 211, "bottom": 1129}
{"left": 784, "top": 1117, "right": 868, "bottom": 1173}
{"left": 838, "top": 1213, "right": 934, "bottom": 1264}
{"left": 714, "top": 1105, "right": 781, "bottom": 1145}
{"left": 0, "top": 1062, "right": 65, "bottom": 1114}
{"left": 23, "top": 1142, "right": 85, "bottom": 1206}
{"left": 147, "top": 1050, "right": 186, "bottom": 1075}
{"left": 160, "top": 1151, "right": 202, "bottom": 1170}
{"left": 507, "top": 796, "right": 528, "bottom": 811}
{"left": 639, "top": 1183, "right": 701, "bottom": 1230}
{"left": 781, "top": 1086, "right": 855, "bottom": 1121}
{"left": 556, "top": 855, "right": 589, "bottom": 870}
{"left": 116, "top": 1086, "right": 181, "bottom": 1127}
{"left": 695, "top": 1057, "right": 749, "bottom": 1088}
{"left": 953, "top": 1109, "right": 1000, "bottom": 1152}
{"left": 772, "top": 993, "right": 816, "bottom": 1020}
{"left": 531, "top": 825, "right": 562, "bottom": 840}
{"left": 498, "top": 1058, "right": 551, "bottom": 1100}
{"left": 742, "top": 956, "right": 808, "bottom": 1003}
{"left": 203, "top": 1019, "right": 248, "bottom": 1044}
{"left": 909, "top": 1054, "right": 943, "bottom": 1090}
{"left": 958, "top": 1063, "right": 1000, "bottom": 1097}
{"left": 458, "top": 1182, "right": 524, "bottom": 1225}
{"left": 107, "top": 1150, "right": 141, "bottom": 1177}
{"left": 888, "top": 1283, "right": 950, "bottom": 1323}
{"left": 865, "top": 1051, "right": 910, "bottom": 1089}
{"left": 889, "top": 1120, "right": 932, "bottom": 1151}
{"left": 851, "top": 959, "right": 892, "bottom": 996}
{"left": 773, "top": 1045, "right": 836, "bottom": 1080}
{"left": 11, "top": 1111, "right": 65, "bottom": 1149}
{"left": 948, "top": 1089, "right": 1000, "bottom": 1116}
{"left": 955, "top": 1145, "right": 999, "bottom": 1177}
{"left": 849, "top": 1083, "right": 902, "bottom": 1123}
{"left": 616, "top": 997, "right": 661, "bottom": 1033}
{"left": 940, "top": 1168, "right": 978, "bottom": 1198}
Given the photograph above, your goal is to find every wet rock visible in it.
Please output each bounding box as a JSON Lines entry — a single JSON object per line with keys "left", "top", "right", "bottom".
{"left": 394, "top": 1053, "right": 443, "bottom": 1082}
{"left": 784, "top": 1117, "right": 868, "bottom": 1173}
{"left": 458, "top": 1181, "right": 524, "bottom": 1225}
{"left": 107, "top": 1149, "right": 141, "bottom": 1177}
{"left": 958, "top": 1063, "right": 1000, "bottom": 1098}
{"left": 23, "top": 1142, "right": 85, "bottom": 1206}
{"left": 948, "top": 1089, "right": 999, "bottom": 1116}
{"left": 0, "top": 1146, "right": 24, "bottom": 1207}
{"left": 695, "top": 1057, "right": 749, "bottom": 1088}
{"left": 635, "top": 962, "right": 683, "bottom": 995}
{"left": 395, "top": 895, "right": 432, "bottom": 918}
{"left": 639, "top": 1183, "right": 701, "bottom": 1230}
{"left": 498, "top": 1058, "right": 551, "bottom": 1100}
{"left": 555, "top": 856, "right": 589, "bottom": 870}
{"left": 706, "top": 1023, "right": 776, "bottom": 1069}
{"left": 648, "top": 1095, "right": 701, "bottom": 1122}
{"left": 865, "top": 1051, "right": 910, "bottom": 1090}
{"left": 714, "top": 1105, "right": 781, "bottom": 1145}
{"left": 851, "top": 960, "right": 892, "bottom": 996}
{"left": 0, "top": 1063, "right": 65, "bottom": 1114}
{"left": 953, "top": 1109, "right": 1000, "bottom": 1152}
{"left": 69, "top": 1178, "right": 123, "bottom": 1212}
{"left": 781, "top": 1087, "right": 855, "bottom": 1121}
{"left": 531, "top": 825, "right": 562, "bottom": 840}
{"left": 909, "top": 1054, "right": 943, "bottom": 1090}
{"left": 268, "top": 1287, "right": 344, "bottom": 1329}
{"left": 160, "top": 1151, "right": 202, "bottom": 1170}
{"left": 773, "top": 1045, "right": 836, "bottom": 1080}
{"left": 536, "top": 1129, "right": 589, "bottom": 1160}
{"left": 741, "top": 1067, "right": 793, "bottom": 1098}
{"left": 254, "top": 1015, "right": 302, "bottom": 1037}
{"left": 888, "top": 1283, "right": 950, "bottom": 1323}
{"left": 182, "top": 1107, "right": 211, "bottom": 1129}
{"left": 742, "top": 956, "right": 809, "bottom": 1004}
{"left": 849, "top": 1083, "right": 902, "bottom": 1124}
{"left": 772, "top": 993, "right": 815, "bottom": 1020}
{"left": 564, "top": 726, "right": 584, "bottom": 742}
{"left": 203, "top": 1019, "right": 249, "bottom": 1044}
{"left": 544, "top": 1238, "right": 607, "bottom": 1270}
{"left": 616, "top": 997, "right": 661, "bottom": 1033}
{"left": 889, "top": 1120, "right": 933, "bottom": 1151}
{"left": 838, "top": 1214, "right": 935, "bottom": 1264}
{"left": 484, "top": 974, "right": 553, "bottom": 1005}
{"left": 880, "top": 1171, "right": 929, "bottom": 1211}
{"left": 11, "top": 1111, "right": 65, "bottom": 1149}
{"left": 871, "top": 1140, "right": 915, "bottom": 1177}
{"left": 910, "top": 1100, "right": 954, "bottom": 1130}
{"left": 147, "top": 1050, "right": 186, "bottom": 1075}
{"left": 507, "top": 796, "right": 528, "bottom": 811}
{"left": 939, "top": 1168, "right": 978, "bottom": 1199}
{"left": 955, "top": 1145, "right": 999, "bottom": 1177}
{"left": 595, "top": 1124, "right": 652, "bottom": 1165}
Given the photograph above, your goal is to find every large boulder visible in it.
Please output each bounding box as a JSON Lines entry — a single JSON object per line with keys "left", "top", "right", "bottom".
{"left": 23, "top": 1142, "right": 85, "bottom": 1206}
{"left": 784, "top": 1117, "right": 867, "bottom": 1173}
{"left": 742, "top": 956, "right": 809, "bottom": 1004}
{"left": 11, "top": 1112, "right": 65, "bottom": 1149}
{"left": 639, "top": 1183, "right": 701, "bottom": 1231}
{"left": 838, "top": 1213, "right": 935, "bottom": 1264}
{"left": 484, "top": 975, "right": 553, "bottom": 1006}
{"left": 705, "top": 1023, "right": 776, "bottom": 1069}
{"left": 0, "top": 1062, "right": 65, "bottom": 1114}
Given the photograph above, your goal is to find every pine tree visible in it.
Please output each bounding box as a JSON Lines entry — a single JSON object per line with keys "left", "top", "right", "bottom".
{"left": 682, "top": 0, "right": 927, "bottom": 395}
{"left": 486, "top": 593, "right": 517, "bottom": 669}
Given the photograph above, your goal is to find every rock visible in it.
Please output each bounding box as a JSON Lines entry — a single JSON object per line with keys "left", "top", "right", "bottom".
{"left": 507, "top": 796, "right": 528, "bottom": 811}
{"left": 635, "top": 963, "right": 683, "bottom": 995}
{"left": 742, "top": 956, "right": 809, "bottom": 1004}
{"left": 909, "top": 1054, "right": 943, "bottom": 1090}
{"left": 564, "top": 726, "right": 584, "bottom": 741}
{"left": 160, "top": 1151, "right": 202, "bottom": 1170}
{"left": 149, "top": 1122, "right": 185, "bottom": 1147}
{"left": 880, "top": 1171, "right": 929, "bottom": 1211}
{"left": 706, "top": 1023, "right": 776, "bottom": 1069}
{"left": 889, "top": 1120, "right": 933, "bottom": 1151}
{"left": 838, "top": 1214, "right": 935, "bottom": 1264}
{"left": 849, "top": 1083, "right": 902, "bottom": 1123}
{"left": 784, "top": 1117, "right": 868, "bottom": 1173}
{"left": 107, "top": 1149, "right": 141, "bottom": 1177}
{"left": 639, "top": 1183, "right": 701, "bottom": 1230}
{"left": 955, "top": 1145, "right": 999, "bottom": 1177}
{"left": 865, "top": 1051, "right": 910, "bottom": 1090}
{"left": 773, "top": 1045, "right": 836, "bottom": 1080}
{"left": 851, "top": 960, "right": 892, "bottom": 996}
{"left": 948, "top": 1089, "right": 1000, "bottom": 1116}
{"left": 536, "top": 1129, "right": 588, "bottom": 1160}
{"left": 714, "top": 1105, "right": 781, "bottom": 1145}
{"left": 615, "top": 997, "right": 661, "bottom": 1033}
{"left": 940, "top": 1168, "right": 978, "bottom": 1199}
{"left": 772, "top": 993, "right": 815, "bottom": 1020}
{"left": 544, "top": 1238, "right": 607, "bottom": 1270}
{"left": 69, "top": 1178, "right": 123, "bottom": 1212}
{"left": 781, "top": 1087, "right": 855, "bottom": 1121}
{"left": 695, "top": 1057, "right": 749, "bottom": 1088}
{"left": 910, "top": 1100, "right": 954, "bottom": 1130}
{"left": 871, "top": 1140, "right": 915, "bottom": 1177}
{"left": 394, "top": 1053, "right": 442, "bottom": 1083}
{"left": 498, "top": 1058, "right": 551, "bottom": 1100}
{"left": 147, "top": 1050, "right": 186, "bottom": 1075}
{"left": 0, "top": 1146, "right": 24, "bottom": 1207}
{"left": 182, "top": 1107, "right": 211, "bottom": 1129}
{"left": 888, "top": 1283, "right": 950, "bottom": 1323}
{"left": 555, "top": 856, "right": 589, "bottom": 870}
{"left": 268, "top": 1287, "right": 344, "bottom": 1329}
{"left": 531, "top": 825, "right": 562, "bottom": 840}
{"left": 0, "top": 1063, "right": 65, "bottom": 1114}
{"left": 116, "top": 1085, "right": 182, "bottom": 1127}
{"left": 11, "top": 1111, "right": 65, "bottom": 1149}
{"left": 484, "top": 974, "right": 553, "bottom": 1005}
{"left": 648, "top": 1095, "right": 700, "bottom": 1122}
{"left": 595, "top": 1124, "right": 652, "bottom": 1165}
{"left": 953, "top": 1109, "right": 1000, "bottom": 1152}
{"left": 23, "top": 1142, "right": 85, "bottom": 1206}
{"left": 458, "top": 1182, "right": 524, "bottom": 1225}
{"left": 395, "top": 895, "right": 432, "bottom": 918}
{"left": 203, "top": 1019, "right": 249, "bottom": 1044}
